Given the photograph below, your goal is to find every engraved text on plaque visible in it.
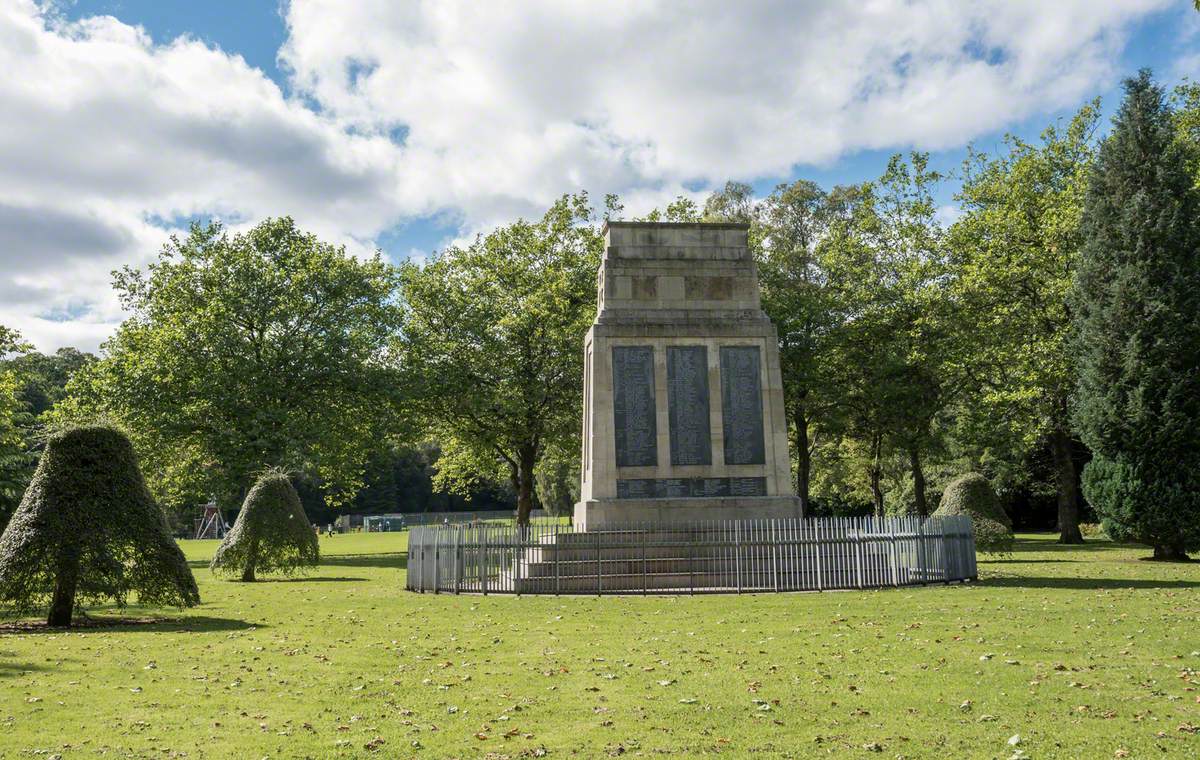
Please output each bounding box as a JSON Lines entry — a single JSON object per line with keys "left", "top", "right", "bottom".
{"left": 612, "top": 346, "right": 657, "bottom": 467}
{"left": 667, "top": 346, "right": 711, "bottom": 466}
{"left": 720, "top": 345, "right": 766, "bottom": 465}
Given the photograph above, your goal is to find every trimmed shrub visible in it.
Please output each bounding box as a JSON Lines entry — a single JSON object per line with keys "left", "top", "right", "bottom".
{"left": 0, "top": 425, "right": 199, "bottom": 626}
{"left": 210, "top": 472, "right": 318, "bottom": 581}
{"left": 1079, "top": 523, "right": 1108, "bottom": 540}
{"left": 933, "top": 472, "right": 1013, "bottom": 554}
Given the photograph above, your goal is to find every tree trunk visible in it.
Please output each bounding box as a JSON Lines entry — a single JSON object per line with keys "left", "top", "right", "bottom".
{"left": 1151, "top": 544, "right": 1190, "bottom": 561}
{"left": 1051, "top": 429, "right": 1084, "bottom": 544}
{"left": 47, "top": 552, "right": 80, "bottom": 627}
{"left": 794, "top": 406, "right": 811, "bottom": 516}
{"left": 909, "top": 447, "right": 928, "bottom": 517}
{"left": 869, "top": 434, "right": 884, "bottom": 518}
{"left": 515, "top": 445, "right": 537, "bottom": 526}
{"left": 241, "top": 538, "right": 258, "bottom": 582}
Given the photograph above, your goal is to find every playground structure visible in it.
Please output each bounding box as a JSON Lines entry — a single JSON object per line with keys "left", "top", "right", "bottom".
{"left": 193, "top": 501, "right": 230, "bottom": 539}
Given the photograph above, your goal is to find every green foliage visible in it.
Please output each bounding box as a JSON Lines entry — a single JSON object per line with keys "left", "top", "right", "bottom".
{"left": 56, "top": 218, "right": 402, "bottom": 511}
{"left": 397, "top": 193, "right": 603, "bottom": 523}
{"left": 1173, "top": 81, "right": 1200, "bottom": 185}
{"left": 210, "top": 471, "right": 318, "bottom": 581}
{"left": 1078, "top": 522, "right": 1108, "bottom": 540}
{"left": 2, "top": 347, "right": 95, "bottom": 418}
{"left": 0, "top": 425, "right": 199, "bottom": 623}
{"left": 950, "top": 103, "right": 1099, "bottom": 542}
{"left": 934, "top": 472, "right": 1010, "bottom": 526}
{"left": 712, "top": 179, "right": 843, "bottom": 513}
{"left": 0, "top": 326, "right": 35, "bottom": 532}
{"left": 818, "top": 155, "right": 954, "bottom": 516}
{"left": 0, "top": 370, "right": 32, "bottom": 530}
{"left": 1072, "top": 71, "right": 1200, "bottom": 560}
{"left": 534, "top": 441, "right": 580, "bottom": 517}
{"left": 934, "top": 472, "right": 1013, "bottom": 553}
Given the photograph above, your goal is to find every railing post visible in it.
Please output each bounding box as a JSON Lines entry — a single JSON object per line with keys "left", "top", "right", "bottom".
{"left": 480, "top": 525, "right": 489, "bottom": 595}
{"left": 432, "top": 528, "right": 440, "bottom": 594}
{"left": 771, "top": 520, "right": 779, "bottom": 592}
{"left": 735, "top": 522, "right": 742, "bottom": 594}
{"left": 642, "top": 526, "right": 648, "bottom": 596}
{"left": 916, "top": 517, "right": 928, "bottom": 585}
{"left": 855, "top": 519, "right": 864, "bottom": 589}
{"left": 814, "top": 520, "right": 823, "bottom": 591}
{"left": 595, "top": 529, "right": 602, "bottom": 596}
{"left": 889, "top": 519, "right": 899, "bottom": 587}
{"left": 688, "top": 525, "right": 695, "bottom": 595}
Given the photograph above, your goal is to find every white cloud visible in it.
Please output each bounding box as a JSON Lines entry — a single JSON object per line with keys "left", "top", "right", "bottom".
{"left": 0, "top": 0, "right": 404, "bottom": 350}
{"left": 0, "top": 0, "right": 1176, "bottom": 350}
{"left": 281, "top": 0, "right": 1169, "bottom": 225}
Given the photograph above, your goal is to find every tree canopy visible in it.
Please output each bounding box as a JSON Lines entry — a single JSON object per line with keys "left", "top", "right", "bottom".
{"left": 57, "top": 218, "right": 403, "bottom": 511}
{"left": 396, "top": 194, "right": 604, "bottom": 524}
{"left": 950, "top": 104, "right": 1099, "bottom": 543}
{"left": 210, "top": 471, "right": 319, "bottom": 581}
{"left": 0, "top": 326, "right": 33, "bottom": 531}
{"left": 0, "top": 425, "right": 198, "bottom": 626}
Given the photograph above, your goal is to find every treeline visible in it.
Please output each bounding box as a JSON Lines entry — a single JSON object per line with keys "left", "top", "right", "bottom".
{"left": 1, "top": 72, "right": 1197, "bottom": 555}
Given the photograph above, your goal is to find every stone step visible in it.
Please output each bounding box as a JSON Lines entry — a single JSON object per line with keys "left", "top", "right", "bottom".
{"left": 513, "top": 570, "right": 790, "bottom": 593}
{"left": 521, "top": 556, "right": 770, "bottom": 577}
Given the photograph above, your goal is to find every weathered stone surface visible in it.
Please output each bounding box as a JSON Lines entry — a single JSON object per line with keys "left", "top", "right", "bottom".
{"left": 615, "top": 477, "right": 766, "bottom": 499}
{"left": 576, "top": 222, "right": 799, "bottom": 528}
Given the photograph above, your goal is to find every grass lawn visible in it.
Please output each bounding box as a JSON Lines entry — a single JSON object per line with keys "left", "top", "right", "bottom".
{"left": 2, "top": 533, "right": 1198, "bottom": 759}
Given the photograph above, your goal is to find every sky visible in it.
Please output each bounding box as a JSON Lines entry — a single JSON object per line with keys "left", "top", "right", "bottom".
{"left": 1, "top": 0, "right": 1197, "bottom": 353}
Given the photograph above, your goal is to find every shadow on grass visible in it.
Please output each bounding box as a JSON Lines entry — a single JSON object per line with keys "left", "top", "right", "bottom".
{"left": 253, "top": 576, "right": 368, "bottom": 583}
{"left": 319, "top": 553, "right": 408, "bottom": 570}
{"left": 983, "top": 558, "right": 1079, "bottom": 564}
{"left": 0, "top": 653, "right": 46, "bottom": 678}
{"left": 981, "top": 575, "right": 1200, "bottom": 591}
{"left": 0, "top": 615, "right": 261, "bottom": 634}
{"left": 1009, "top": 537, "right": 1138, "bottom": 553}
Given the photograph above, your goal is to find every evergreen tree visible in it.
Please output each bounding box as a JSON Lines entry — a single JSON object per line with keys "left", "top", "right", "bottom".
{"left": 1073, "top": 71, "right": 1200, "bottom": 560}
{"left": 0, "top": 425, "right": 199, "bottom": 626}
{"left": 210, "top": 471, "right": 319, "bottom": 581}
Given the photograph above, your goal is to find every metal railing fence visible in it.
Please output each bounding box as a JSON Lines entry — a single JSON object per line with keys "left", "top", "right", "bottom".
{"left": 406, "top": 515, "right": 976, "bottom": 595}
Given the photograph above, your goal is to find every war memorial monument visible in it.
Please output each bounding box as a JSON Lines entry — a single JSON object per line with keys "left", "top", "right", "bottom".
{"left": 574, "top": 221, "right": 802, "bottom": 529}
{"left": 406, "top": 222, "right": 976, "bottom": 594}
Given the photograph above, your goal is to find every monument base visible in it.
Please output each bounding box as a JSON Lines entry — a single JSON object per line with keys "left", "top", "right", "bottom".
{"left": 574, "top": 496, "right": 802, "bottom": 531}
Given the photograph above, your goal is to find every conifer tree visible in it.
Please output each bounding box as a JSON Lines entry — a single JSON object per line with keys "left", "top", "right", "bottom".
{"left": 210, "top": 471, "right": 319, "bottom": 581}
{"left": 1073, "top": 70, "right": 1200, "bottom": 560}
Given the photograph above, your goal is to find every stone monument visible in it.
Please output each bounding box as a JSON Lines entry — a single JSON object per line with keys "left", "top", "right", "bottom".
{"left": 574, "top": 221, "right": 801, "bottom": 529}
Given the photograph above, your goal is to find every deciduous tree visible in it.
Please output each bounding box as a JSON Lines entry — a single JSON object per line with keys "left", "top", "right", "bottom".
{"left": 0, "top": 425, "right": 198, "bottom": 626}
{"left": 950, "top": 104, "right": 1100, "bottom": 543}
{"left": 57, "top": 218, "right": 402, "bottom": 511}
{"left": 0, "top": 326, "right": 32, "bottom": 531}
{"left": 397, "top": 194, "right": 603, "bottom": 524}
{"left": 210, "top": 471, "right": 318, "bottom": 581}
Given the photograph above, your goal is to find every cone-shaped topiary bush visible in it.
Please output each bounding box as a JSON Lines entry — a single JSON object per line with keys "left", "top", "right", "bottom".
{"left": 210, "top": 472, "right": 318, "bottom": 581}
{"left": 933, "top": 472, "right": 1013, "bottom": 554}
{"left": 0, "top": 425, "right": 200, "bottom": 626}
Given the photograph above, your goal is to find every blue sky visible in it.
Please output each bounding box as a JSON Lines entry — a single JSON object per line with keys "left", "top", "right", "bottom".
{"left": 2, "top": 1, "right": 1196, "bottom": 350}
